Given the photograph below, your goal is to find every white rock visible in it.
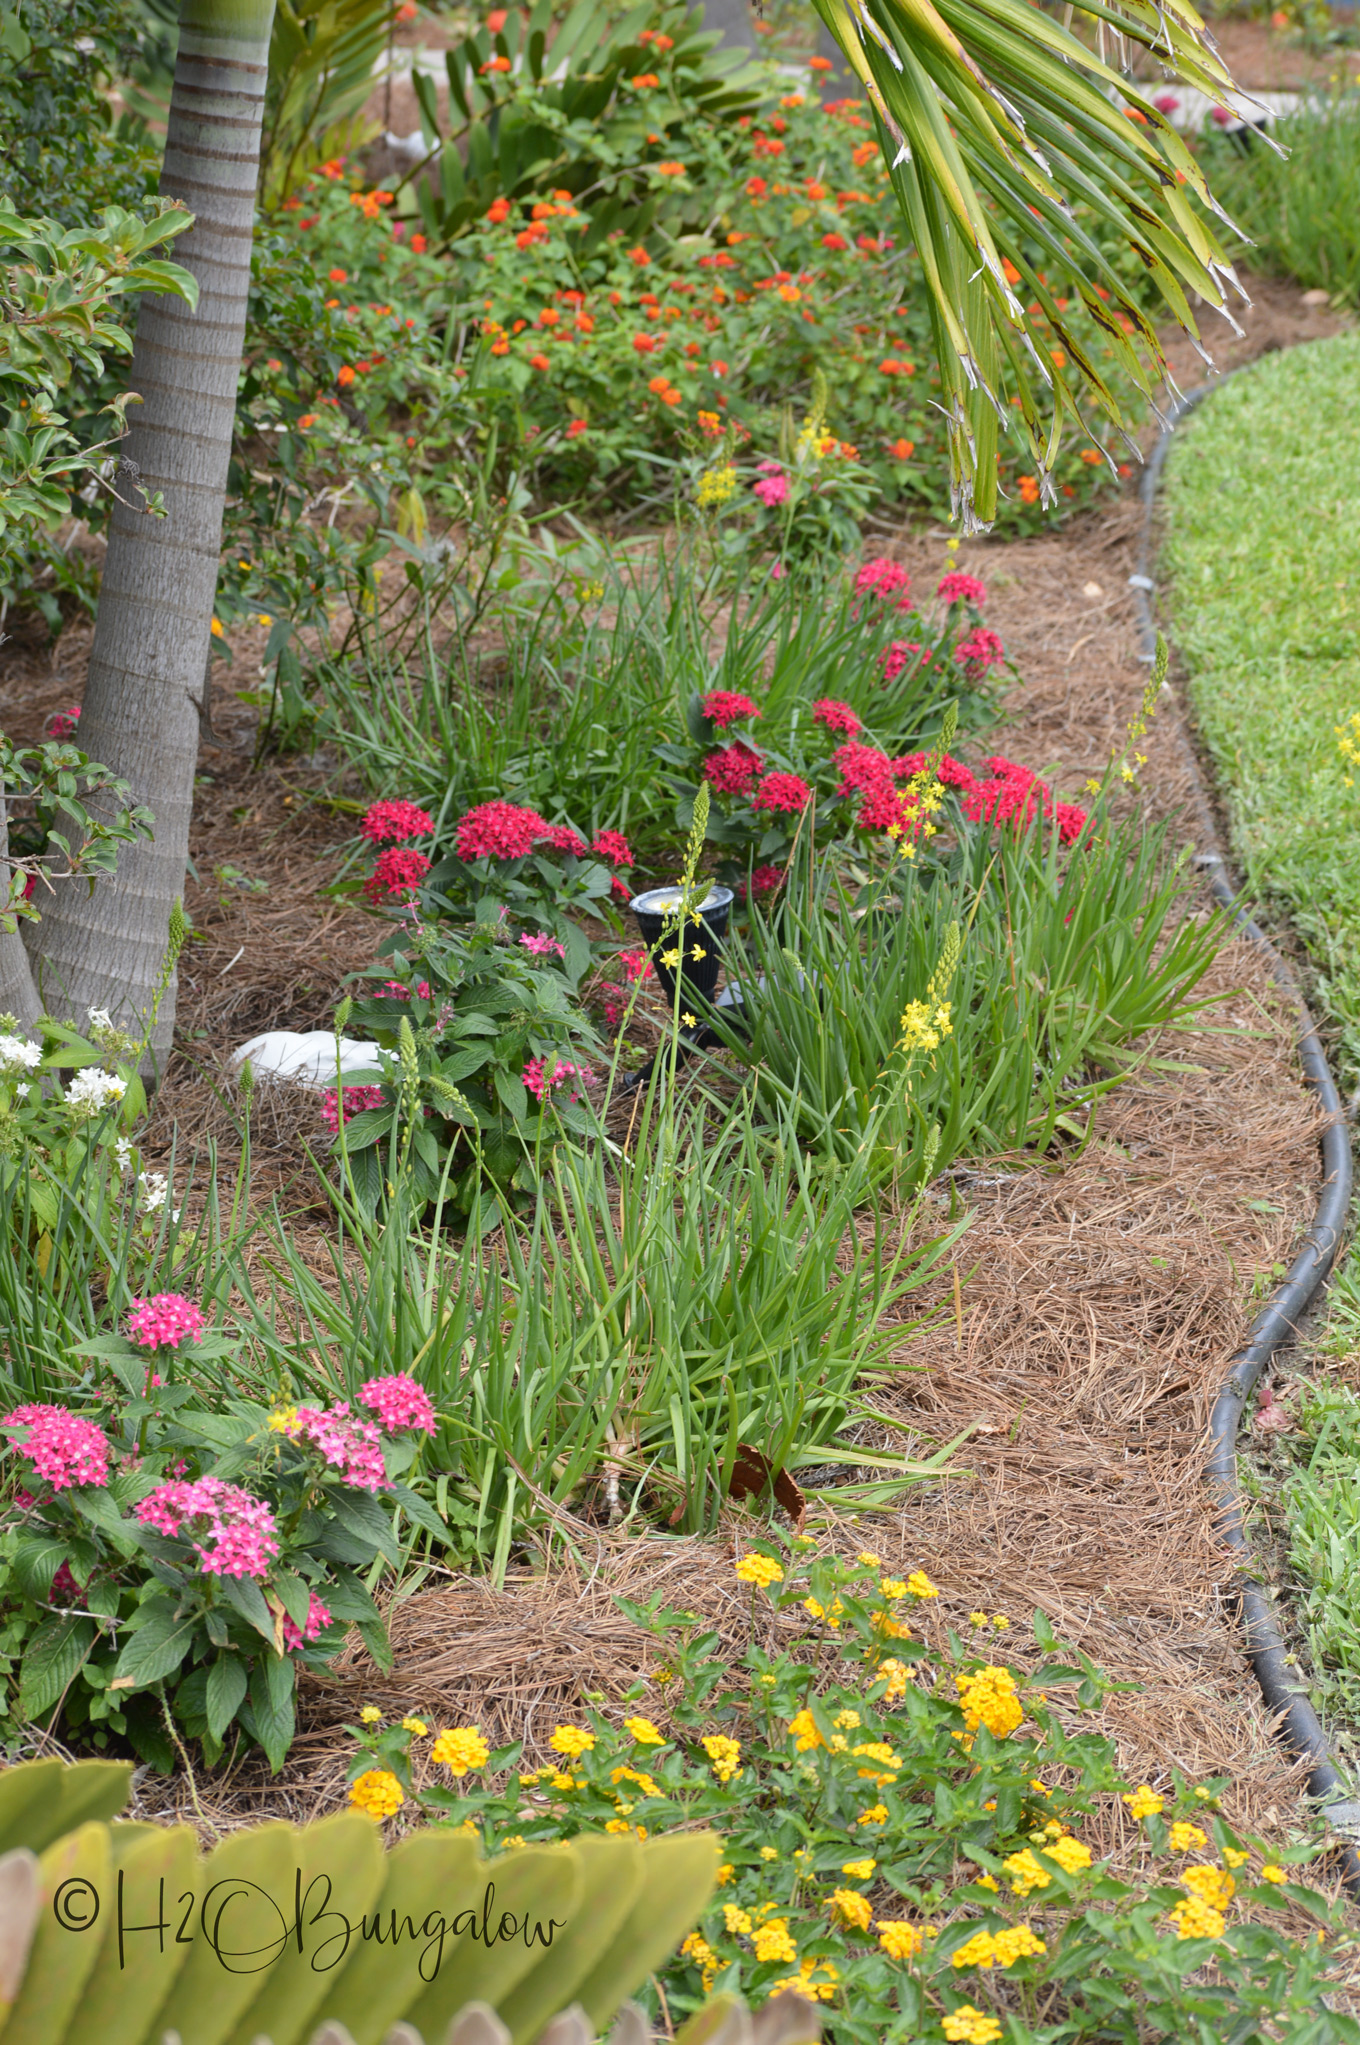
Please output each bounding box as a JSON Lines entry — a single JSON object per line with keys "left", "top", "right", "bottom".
{"left": 230, "top": 1031, "right": 391, "bottom": 1088}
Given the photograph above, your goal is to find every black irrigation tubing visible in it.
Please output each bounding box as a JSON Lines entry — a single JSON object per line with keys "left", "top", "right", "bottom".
{"left": 1132, "top": 374, "right": 1360, "bottom": 1898}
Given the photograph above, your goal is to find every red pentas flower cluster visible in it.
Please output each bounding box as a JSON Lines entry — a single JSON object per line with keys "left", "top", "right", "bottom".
{"left": 135, "top": 1476, "right": 280, "bottom": 1581}
{"left": 738, "top": 864, "right": 785, "bottom": 899}
{"left": 964, "top": 757, "right": 1090, "bottom": 845}
{"left": 591, "top": 829, "right": 633, "bottom": 869}
{"left": 364, "top": 847, "right": 432, "bottom": 903}
{"left": 812, "top": 697, "right": 861, "bottom": 735}
{"left": 955, "top": 627, "right": 1006, "bottom": 680}
{"left": 832, "top": 742, "right": 981, "bottom": 837}
{"left": 126, "top": 1293, "right": 206, "bottom": 1351}
{"left": 456, "top": 800, "right": 549, "bottom": 860}
{"left": 937, "top": 571, "right": 988, "bottom": 608}
{"left": 359, "top": 799, "right": 433, "bottom": 844}
{"left": 752, "top": 770, "right": 813, "bottom": 816}
{"left": 321, "top": 1083, "right": 385, "bottom": 1133}
{"left": 2, "top": 1403, "right": 110, "bottom": 1491}
{"left": 701, "top": 690, "right": 761, "bottom": 728}
{"left": 703, "top": 741, "right": 764, "bottom": 794}
{"left": 854, "top": 556, "right": 913, "bottom": 611}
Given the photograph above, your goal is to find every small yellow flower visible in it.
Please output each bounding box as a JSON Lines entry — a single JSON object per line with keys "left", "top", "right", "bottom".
{"left": 1168, "top": 1822, "right": 1207, "bottom": 1852}
{"left": 951, "top": 1930, "right": 998, "bottom": 1970}
{"left": 498, "top": 1834, "right": 525, "bottom": 1849}
{"left": 716, "top": 1863, "right": 734, "bottom": 1885}
{"left": 1192, "top": 1785, "right": 1214, "bottom": 1801}
{"left": 1260, "top": 1864, "right": 1288, "bottom": 1884}
{"left": 690, "top": 944, "right": 706, "bottom": 960}
{"left": 267, "top": 1405, "right": 300, "bottom": 1433}
{"left": 751, "top": 1917, "right": 796, "bottom": 1963}
{"left": 1169, "top": 1896, "right": 1225, "bottom": 1940}
{"left": 401, "top": 1717, "right": 429, "bottom": 1736}
{"left": 623, "top": 1716, "right": 665, "bottom": 1745}
{"left": 841, "top": 1858, "right": 876, "bottom": 1880}
{"left": 858, "top": 1804, "right": 888, "bottom": 1826}
{"left": 1182, "top": 1863, "right": 1234, "bottom": 1909}
{"left": 549, "top": 1771, "right": 577, "bottom": 1791}
{"left": 788, "top": 1709, "right": 824, "bottom": 1751}
{"left": 759, "top": 1845, "right": 779, "bottom": 1862}
{"left": 976, "top": 1874, "right": 999, "bottom": 1892}
{"left": 349, "top": 1769, "right": 404, "bottom": 1819}
{"left": 906, "top": 1570, "right": 939, "bottom": 1598}
{"left": 991, "top": 1613, "right": 1008, "bottom": 1630}
{"left": 829, "top": 1888, "right": 873, "bottom": 1931}
{"left": 857, "top": 1550, "right": 882, "bottom": 1567}
{"left": 681, "top": 1012, "right": 697, "bottom": 1027}
{"left": 660, "top": 947, "right": 681, "bottom": 969}
{"left": 1223, "top": 1847, "right": 1250, "bottom": 1869}
{"left": 735, "top": 1552, "right": 784, "bottom": 1588}
{"left": 1122, "top": 1785, "right": 1164, "bottom": 1820}
{"left": 877, "top": 1657, "right": 908, "bottom": 1702}
{"left": 210, "top": 617, "right": 224, "bottom": 637}
{"left": 431, "top": 1726, "right": 489, "bottom": 1776}
{"left": 833, "top": 1710, "right": 861, "bottom": 1730}
{"left": 723, "top": 1902, "right": 753, "bottom": 1936}
{"left": 257, "top": 612, "right": 272, "bottom": 627}
{"left": 358, "top": 1705, "right": 382, "bottom": 1725}
{"left": 549, "top": 1724, "right": 595, "bottom": 1758}
{"left": 969, "top": 1611, "right": 988, "bottom": 1627}
{"left": 878, "top": 1578, "right": 908, "bottom": 1600}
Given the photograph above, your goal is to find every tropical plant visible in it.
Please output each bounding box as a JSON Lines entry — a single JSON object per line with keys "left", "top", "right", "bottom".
{"left": 0, "top": 1756, "right": 726, "bottom": 2045}
{"left": 343, "top": 1553, "right": 1360, "bottom": 2045}
{"left": 1200, "top": 89, "right": 1360, "bottom": 308}
{"left": 808, "top": 0, "right": 1252, "bottom": 525}
{"left": 261, "top": 0, "right": 403, "bottom": 208}
{"left": 9, "top": 0, "right": 279, "bottom": 1058}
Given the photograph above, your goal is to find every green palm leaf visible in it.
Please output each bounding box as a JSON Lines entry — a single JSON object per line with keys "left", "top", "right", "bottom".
{"left": 812, "top": 0, "right": 1251, "bottom": 525}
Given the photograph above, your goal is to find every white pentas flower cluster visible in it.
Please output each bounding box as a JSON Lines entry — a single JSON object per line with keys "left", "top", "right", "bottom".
{"left": 64, "top": 1067, "right": 127, "bottom": 1118}
{"left": 114, "top": 1133, "right": 176, "bottom": 1220}
{"left": 0, "top": 1033, "right": 42, "bottom": 1080}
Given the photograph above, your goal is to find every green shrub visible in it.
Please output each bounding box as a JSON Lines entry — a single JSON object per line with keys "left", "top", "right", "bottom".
{"left": 1201, "top": 93, "right": 1360, "bottom": 307}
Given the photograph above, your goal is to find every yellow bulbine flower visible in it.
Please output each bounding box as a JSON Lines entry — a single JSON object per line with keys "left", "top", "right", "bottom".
{"left": 401, "top": 1717, "right": 429, "bottom": 1736}
{"left": 431, "top": 1726, "right": 489, "bottom": 1775}
{"left": 660, "top": 947, "right": 680, "bottom": 968}
{"left": 736, "top": 1552, "right": 784, "bottom": 1588}
{"left": 899, "top": 1000, "right": 952, "bottom": 1054}
{"left": 829, "top": 1888, "right": 872, "bottom": 1931}
{"left": 267, "top": 1406, "right": 300, "bottom": 1433}
{"left": 623, "top": 1715, "right": 666, "bottom": 1745}
{"left": 549, "top": 1724, "right": 595, "bottom": 1758}
{"left": 349, "top": 1769, "right": 404, "bottom": 1819}
{"left": 1123, "top": 1785, "right": 1163, "bottom": 1820}
{"left": 703, "top": 1733, "right": 742, "bottom": 1783}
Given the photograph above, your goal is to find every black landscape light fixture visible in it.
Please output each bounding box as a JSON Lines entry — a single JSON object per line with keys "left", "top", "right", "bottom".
{"left": 629, "top": 883, "right": 734, "bottom": 1008}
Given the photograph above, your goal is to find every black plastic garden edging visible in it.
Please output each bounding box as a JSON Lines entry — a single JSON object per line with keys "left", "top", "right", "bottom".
{"left": 1132, "top": 376, "right": 1360, "bottom": 1896}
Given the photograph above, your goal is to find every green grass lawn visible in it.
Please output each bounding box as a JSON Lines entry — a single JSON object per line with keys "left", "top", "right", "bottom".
{"left": 1162, "top": 330, "right": 1360, "bottom": 1081}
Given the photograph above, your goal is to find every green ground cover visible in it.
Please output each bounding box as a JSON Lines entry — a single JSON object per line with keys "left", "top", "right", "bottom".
{"left": 1162, "top": 330, "right": 1360, "bottom": 1080}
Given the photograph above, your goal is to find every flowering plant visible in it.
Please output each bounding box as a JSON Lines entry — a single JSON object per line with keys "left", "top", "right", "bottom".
{"left": 0, "top": 1302, "right": 445, "bottom": 1772}
{"left": 331, "top": 912, "right": 604, "bottom": 1219}
{"left": 336, "top": 1550, "right": 1352, "bottom": 2043}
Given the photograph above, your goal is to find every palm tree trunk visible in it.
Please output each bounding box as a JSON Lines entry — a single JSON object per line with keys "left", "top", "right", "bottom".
{"left": 26, "top": 0, "right": 277, "bottom": 1060}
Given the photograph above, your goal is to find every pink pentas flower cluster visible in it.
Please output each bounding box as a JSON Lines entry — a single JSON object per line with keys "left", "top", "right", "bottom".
{"left": 127, "top": 1293, "right": 206, "bottom": 1352}
{"left": 703, "top": 742, "right": 764, "bottom": 794}
{"left": 955, "top": 627, "right": 1006, "bottom": 679}
{"left": 381, "top": 979, "right": 432, "bottom": 1000}
{"left": 854, "top": 557, "right": 913, "bottom": 611}
{"left": 520, "top": 931, "right": 566, "bottom": 959}
{"left": 364, "top": 847, "right": 431, "bottom": 903}
{"left": 752, "top": 771, "right": 813, "bottom": 817}
{"left": 278, "top": 1404, "right": 389, "bottom": 1491}
{"left": 812, "top": 698, "right": 861, "bottom": 736}
{"left": 2, "top": 1404, "right": 110, "bottom": 1491}
{"left": 281, "top": 1591, "right": 333, "bottom": 1653}
{"left": 359, "top": 799, "right": 433, "bottom": 845}
{"left": 752, "top": 464, "right": 789, "bottom": 507}
{"left": 937, "top": 571, "right": 988, "bottom": 608}
{"left": 700, "top": 691, "right": 761, "bottom": 728}
{"left": 360, "top": 1372, "right": 436, "bottom": 1435}
{"left": 523, "top": 1056, "right": 595, "bottom": 1104}
{"left": 135, "top": 1476, "right": 280, "bottom": 1580}
{"left": 321, "top": 1084, "right": 385, "bottom": 1134}
{"left": 880, "top": 641, "right": 932, "bottom": 682}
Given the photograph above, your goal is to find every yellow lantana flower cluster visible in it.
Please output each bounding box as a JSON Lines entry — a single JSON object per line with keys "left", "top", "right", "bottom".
{"left": 876, "top": 1919, "right": 926, "bottom": 1960}
{"left": 1169, "top": 1896, "right": 1226, "bottom": 1941}
{"left": 549, "top": 1724, "right": 595, "bottom": 1758}
{"left": 1168, "top": 1821, "right": 1207, "bottom": 1852}
{"left": 768, "top": 1957, "right": 839, "bottom": 2003}
{"left": 430, "top": 1726, "right": 489, "bottom": 1776}
{"left": 348, "top": 1769, "right": 405, "bottom": 1819}
{"left": 702, "top": 1734, "right": 742, "bottom": 1783}
{"left": 751, "top": 1917, "right": 798, "bottom": 1965}
{"left": 1122, "top": 1784, "right": 1164, "bottom": 1820}
{"left": 622, "top": 1716, "right": 665, "bottom": 1746}
{"left": 955, "top": 1665, "right": 1024, "bottom": 1740}
{"left": 950, "top": 1925, "right": 1047, "bottom": 1970}
{"left": 829, "top": 1888, "right": 873, "bottom": 1931}
{"left": 942, "top": 2006, "right": 1003, "bottom": 2045}
{"left": 735, "top": 1552, "right": 784, "bottom": 1588}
